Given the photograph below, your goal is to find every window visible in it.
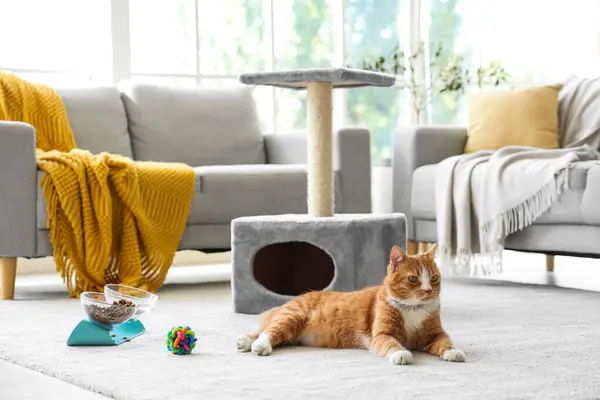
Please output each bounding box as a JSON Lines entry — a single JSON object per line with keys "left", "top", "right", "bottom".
{"left": 0, "top": 0, "right": 111, "bottom": 86}
{"left": 345, "top": 0, "right": 404, "bottom": 163}
{"left": 273, "top": 0, "right": 337, "bottom": 132}
{"left": 129, "top": 0, "right": 197, "bottom": 75}
{"left": 3, "top": 0, "right": 600, "bottom": 165}
{"left": 126, "top": 0, "right": 404, "bottom": 164}
{"left": 426, "top": 0, "right": 600, "bottom": 125}
{"left": 196, "top": 0, "right": 268, "bottom": 75}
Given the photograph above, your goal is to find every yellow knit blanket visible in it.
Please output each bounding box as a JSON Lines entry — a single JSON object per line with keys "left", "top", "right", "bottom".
{"left": 0, "top": 73, "right": 195, "bottom": 297}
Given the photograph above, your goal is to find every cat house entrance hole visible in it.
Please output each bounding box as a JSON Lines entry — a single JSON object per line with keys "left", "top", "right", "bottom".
{"left": 253, "top": 241, "right": 335, "bottom": 296}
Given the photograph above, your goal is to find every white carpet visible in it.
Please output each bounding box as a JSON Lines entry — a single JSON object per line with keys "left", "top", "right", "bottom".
{"left": 1, "top": 279, "right": 600, "bottom": 400}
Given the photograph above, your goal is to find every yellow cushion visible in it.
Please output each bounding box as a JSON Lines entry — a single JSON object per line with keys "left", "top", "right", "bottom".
{"left": 464, "top": 85, "right": 561, "bottom": 153}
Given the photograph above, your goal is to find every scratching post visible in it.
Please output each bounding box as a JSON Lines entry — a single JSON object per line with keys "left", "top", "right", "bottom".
{"left": 307, "top": 81, "right": 334, "bottom": 217}
{"left": 233, "top": 68, "right": 404, "bottom": 314}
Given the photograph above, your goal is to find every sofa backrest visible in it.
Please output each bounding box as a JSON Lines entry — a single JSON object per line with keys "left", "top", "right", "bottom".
{"left": 119, "top": 82, "right": 265, "bottom": 166}
{"left": 57, "top": 87, "right": 133, "bottom": 158}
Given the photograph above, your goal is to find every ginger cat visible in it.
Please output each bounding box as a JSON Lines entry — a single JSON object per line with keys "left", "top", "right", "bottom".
{"left": 236, "top": 243, "right": 466, "bottom": 365}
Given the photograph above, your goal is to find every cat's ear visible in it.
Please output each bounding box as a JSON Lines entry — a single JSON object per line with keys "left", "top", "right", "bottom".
{"left": 389, "top": 246, "right": 406, "bottom": 265}
{"left": 424, "top": 242, "right": 438, "bottom": 258}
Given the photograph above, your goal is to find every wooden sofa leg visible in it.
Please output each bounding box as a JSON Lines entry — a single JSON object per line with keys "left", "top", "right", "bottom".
{"left": 1, "top": 257, "right": 17, "bottom": 300}
{"left": 546, "top": 255, "right": 555, "bottom": 273}
{"left": 407, "top": 240, "right": 418, "bottom": 255}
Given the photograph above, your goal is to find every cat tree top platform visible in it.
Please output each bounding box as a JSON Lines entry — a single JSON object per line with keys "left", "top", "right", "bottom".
{"left": 239, "top": 68, "right": 395, "bottom": 217}
{"left": 239, "top": 67, "right": 396, "bottom": 90}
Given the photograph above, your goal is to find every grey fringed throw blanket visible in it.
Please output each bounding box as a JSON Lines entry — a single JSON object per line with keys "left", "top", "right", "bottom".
{"left": 435, "top": 77, "right": 600, "bottom": 275}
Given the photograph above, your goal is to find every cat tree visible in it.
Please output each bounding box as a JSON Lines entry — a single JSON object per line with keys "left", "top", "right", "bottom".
{"left": 232, "top": 68, "right": 406, "bottom": 314}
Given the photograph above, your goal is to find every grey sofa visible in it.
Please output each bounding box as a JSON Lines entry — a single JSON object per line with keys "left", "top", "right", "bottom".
{"left": 393, "top": 126, "right": 600, "bottom": 265}
{"left": 0, "top": 82, "right": 372, "bottom": 299}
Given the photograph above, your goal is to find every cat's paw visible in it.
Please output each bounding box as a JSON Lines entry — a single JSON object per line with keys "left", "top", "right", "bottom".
{"left": 389, "top": 350, "right": 413, "bottom": 365}
{"left": 251, "top": 334, "right": 273, "bottom": 356}
{"left": 236, "top": 334, "right": 254, "bottom": 352}
{"left": 441, "top": 348, "right": 466, "bottom": 362}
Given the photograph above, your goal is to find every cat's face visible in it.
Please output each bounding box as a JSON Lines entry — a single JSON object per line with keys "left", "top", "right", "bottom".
{"left": 384, "top": 244, "right": 441, "bottom": 305}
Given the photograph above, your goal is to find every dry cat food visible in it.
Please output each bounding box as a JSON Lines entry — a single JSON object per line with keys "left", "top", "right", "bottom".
{"left": 112, "top": 299, "right": 136, "bottom": 307}
{"left": 85, "top": 301, "right": 136, "bottom": 325}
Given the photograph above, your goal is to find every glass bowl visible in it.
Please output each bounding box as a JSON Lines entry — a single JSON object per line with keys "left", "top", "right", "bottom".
{"left": 104, "top": 284, "right": 159, "bottom": 316}
{"left": 81, "top": 292, "right": 137, "bottom": 327}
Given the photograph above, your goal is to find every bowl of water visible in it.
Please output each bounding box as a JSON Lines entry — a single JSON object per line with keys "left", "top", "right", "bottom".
{"left": 104, "top": 284, "right": 159, "bottom": 316}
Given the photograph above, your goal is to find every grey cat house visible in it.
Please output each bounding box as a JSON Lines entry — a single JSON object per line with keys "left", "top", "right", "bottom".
{"left": 232, "top": 68, "right": 406, "bottom": 315}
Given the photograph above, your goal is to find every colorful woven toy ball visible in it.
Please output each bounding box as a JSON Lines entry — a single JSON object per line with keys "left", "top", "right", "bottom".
{"left": 166, "top": 326, "right": 197, "bottom": 355}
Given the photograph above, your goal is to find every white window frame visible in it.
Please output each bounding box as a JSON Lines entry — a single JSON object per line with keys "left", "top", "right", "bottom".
{"left": 108, "top": 0, "right": 402, "bottom": 134}
{"left": 112, "top": 0, "right": 279, "bottom": 132}
{"left": 5, "top": 0, "right": 600, "bottom": 128}
{"left": 1, "top": 0, "right": 418, "bottom": 132}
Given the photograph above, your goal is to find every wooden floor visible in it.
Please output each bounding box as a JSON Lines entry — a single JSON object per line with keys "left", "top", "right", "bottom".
{"left": 3, "top": 250, "right": 600, "bottom": 399}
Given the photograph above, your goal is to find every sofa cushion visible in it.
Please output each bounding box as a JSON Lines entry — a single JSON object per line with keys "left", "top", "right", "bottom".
{"left": 120, "top": 82, "right": 265, "bottom": 166}
{"left": 411, "top": 162, "right": 591, "bottom": 225}
{"left": 464, "top": 85, "right": 561, "bottom": 153}
{"left": 56, "top": 87, "right": 133, "bottom": 158}
{"left": 187, "top": 164, "right": 342, "bottom": 224}
{"left": 36, "top": 165, "right": 342, "bottom": 229}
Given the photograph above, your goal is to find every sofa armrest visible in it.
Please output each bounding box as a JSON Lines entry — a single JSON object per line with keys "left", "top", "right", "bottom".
{"left": 0, "top": 121, "right": 37, "bottom": 256}
{"left": 264, "top": 128, "right": 371, "bottom": 213}
{"left": 392, "top": 126, "right": 467, "bottom": 238}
